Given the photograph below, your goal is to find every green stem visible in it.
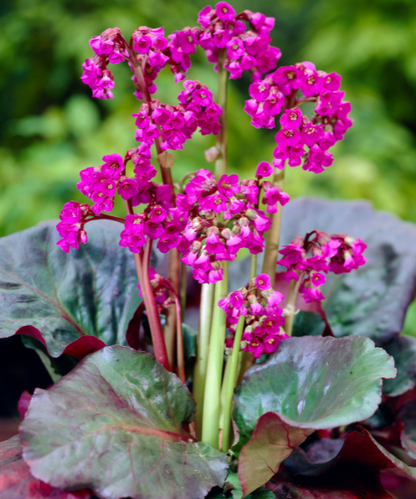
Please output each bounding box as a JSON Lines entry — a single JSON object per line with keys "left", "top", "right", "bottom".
{"left": 215, "top": 49, "right": 228, "bottom": 180}
{"left": 201, "top": 264, "right": 228, "bottom": 449}
{"left": 250, "top": 254, "right": 258, "bottom": 280}
{"left": 221, "top": 315, "right": 245, "bottom": 452}
{"left": 283, "top": 272, "right": 305, "bottom": 336}
{"left": 261, "top": 167, "right": 286, "bottom": 286}
{"left": 193, "top": 283, "right": 215, "bottom": 439}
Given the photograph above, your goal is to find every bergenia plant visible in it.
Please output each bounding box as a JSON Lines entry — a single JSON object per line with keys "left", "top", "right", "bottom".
{"left": 2, "top": 3, "right": 416, "bottom": 499}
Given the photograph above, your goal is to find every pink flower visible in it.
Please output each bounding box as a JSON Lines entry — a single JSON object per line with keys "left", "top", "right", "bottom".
{"left": 255, "top": 273, "right": 270, "bottom": 290}
{"left": 255, "top": 161, "right": 273, "bottom": 178}
{"left": 249, "top": 81, "right": 270, "bottom": 102}
{"left": 226, "top": 37, "right": 245, "bottom": 59}
{"left": 102, "top": 153, "right": 124, "bottom": 178}
{"left": 218, "top": 174, "right": 240, "bottom": 197}
{"left": 275, "top": 128, "right": 301, "bottom": 147}
{"left": 280, "top": 108, "right": 303, "bottom": 129}
{"left": 215, "top": 2, "right": 236, "bottom": 21}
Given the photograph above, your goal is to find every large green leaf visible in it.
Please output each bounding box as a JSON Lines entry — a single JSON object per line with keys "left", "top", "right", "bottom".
{"left": 230, "top": 199, "right": 416, "bottom": 345}
{"left": 20, "top": 345, "right": 228, "bottom": 499}
{"left": 0, "top": 220, "right": 155, "bottom": 358}
{"left": 233, "top": 336, "right": 396, "bottom": 496}
{"left": 383, "top": 335, "right": 416, "bottom": 397}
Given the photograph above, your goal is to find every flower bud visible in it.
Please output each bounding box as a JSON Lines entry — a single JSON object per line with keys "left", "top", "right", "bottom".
{"left": 204, "top": 145, "right": 221, "bottom": 163}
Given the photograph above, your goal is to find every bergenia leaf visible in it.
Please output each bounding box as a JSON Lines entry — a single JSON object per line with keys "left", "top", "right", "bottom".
{"left": 233, "top": 336, "right": 396, "bottom": 496}
{"left": 268, "top": 475, "right": 393, "bottom": 498}
{"left": 284, "top": 426, "right": 416, "bottom": 480}
{"left": 0, "top": 220, "right": 162, "bottom": 359}
{"left": 20, "top": 345, "right": 228, "bottom": 499}
{"left": 383, "top": 335, "right": 416, "bottom": 397}
{"left": 0, "top": 436, "right": 91, "bottom": 499}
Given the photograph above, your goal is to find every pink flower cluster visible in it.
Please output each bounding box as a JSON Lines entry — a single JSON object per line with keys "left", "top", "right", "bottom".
{"left": 245, "top": 62, "right": 353, "bottom": 173}
{"left": 81, "top": 28, "right": 127, "bottom": 99}
{"left": 277, "top": 231, "right": 367, "bottom": 303}
{"left": 169, "top": 169, "right": 276, "bottom": 284}
{"left": 76, "top": 147, "right": 171, "bottom": 216}
{"left": 167, "top": 28, "right": 198, "bottom": 83}
{"left": 196, "top": 3, "right": 281, "bottom": 80}
{"left": 130, "top": 26, "right": 172, "bottom": 98}
{"left": 56, "top": 201, "right": 91, "bottom": 253}
{"left": 219, "top": 274, "right": 288, "bottom": 358}
{"left": 133, "top": 80, "right": 222, "bottom": 151}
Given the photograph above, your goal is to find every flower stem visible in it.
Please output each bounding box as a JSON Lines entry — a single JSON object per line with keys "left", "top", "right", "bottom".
{"left": 261, "top": 167, "right": 286, "bottom": 286}
{"left": 127, "top": 45, "right": 180, "bottom": 366}
{"left": 171, "top": 288, "right": 185, "bottom": 384}
{"left": 283, "top": 272, "right": 305, "bottom": 336}
{"left": 201, "top": 265, "right": 228, "bottom": 449}
{"left": 124, "top": 199, "right": 170, "bottom": 371}
{"left": 221, "top": 314, "right": 245, "bottom": 453}
{"left": 164, "top": 248, "right": 180, "bottom": 368}
{"left": 215, "top": 48, "right": 228, "bottom": 180}
{"left": 179, "top": 261, "right": 187, "bottom": 318}
{"left": 193, "top": 283, "right": 215, "bottom": 440}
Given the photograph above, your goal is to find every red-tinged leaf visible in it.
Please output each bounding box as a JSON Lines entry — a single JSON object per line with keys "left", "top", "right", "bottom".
{"left": 20, "top": 346, "right": 229, "bottom": 499}
{"left": 284, "top": 426, "right": 416, "bottom": 481}
{"left": 267, "top": 473, "right": 393, "bottom": 498}
{"left": 233, "top": 336, "right": 396, "bottom": 496}
{"left": 238, "top": 413, "right": 313, "bottom": 496}
{"left": 18, "top": 391, "right": 32, "bottom": 419}
{"left": 0, "top": 436, "right": 91, "bottom": 499}
{"left": 399, "top": 400, "right": 416, "bottom": 460}
{"left": 126, "top": 302, "right": 146, "bottom": 350}
{"left": 0, "top": 221, "right": 160, "bottom": 359}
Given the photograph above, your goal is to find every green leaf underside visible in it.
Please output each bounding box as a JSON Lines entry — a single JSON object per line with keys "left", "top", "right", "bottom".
{"left": 0, "top": 221, "right": 143, "bottom": 357}
{"left": 225, "top": 471, "right": 275, "bottom": 499}
{"left": 233, "top": 336, "right": 396, "bottom": 496}
{"left": 0, "top": 436, "right": 91, "bottom": 499}
{"left": 20, "top": 346, "right": 228, "bottom": 499}
{"left": 383, "top": 335, "right": 416, "bottom": 397}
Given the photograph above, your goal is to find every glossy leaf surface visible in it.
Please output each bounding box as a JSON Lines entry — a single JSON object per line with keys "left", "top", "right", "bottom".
{"left": 21, "top": 346, "right": 228, "bottom": 499}
{"left": 0, "top": 221, "right": 150, "bottom": 358}
{"left": 233, "top": 336, "right": 396, "bottom": 496}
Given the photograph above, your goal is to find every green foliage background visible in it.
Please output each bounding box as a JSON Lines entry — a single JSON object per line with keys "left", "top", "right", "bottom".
{"left": 1, "top": 0, "right": 416, "bottom": 331}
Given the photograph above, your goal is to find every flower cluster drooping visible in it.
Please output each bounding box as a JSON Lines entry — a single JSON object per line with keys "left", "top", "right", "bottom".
{"left": 245, "top": 62, "right": 352, "bottom": 173}
{"left": 277, "top": 231, "right": 368, "bottom": 303}
{"left": 56, "top": 201, "right": 92, "bottom": 253}
{"left": 81, "top": 28, "right": 127, "bottom": 99}
{"left": 169, "top": 168, "right": 290, "bottom": 284}
{"left": 133, "top": 80, "right": 222, "bottom": 151}
{"left": 219, "top": 274, "right": 288, "bottom": 358}
{"left": 138, "top": 268, "right": 173, "bottom": 313}
{"left": 197, "top": 3, "right": 281, "bottom": 80}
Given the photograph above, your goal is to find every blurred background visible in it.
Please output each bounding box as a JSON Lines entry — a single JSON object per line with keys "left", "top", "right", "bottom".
{"left": 1, "top": 0, "right": 416, "bottom": 415}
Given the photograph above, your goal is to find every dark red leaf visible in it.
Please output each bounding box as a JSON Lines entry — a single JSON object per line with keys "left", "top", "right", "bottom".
{"left": 17, "top": 391, "right": 32, "bottom": 419}
{"left": 0, "top": 436, "right": 91, "bottom": 499}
